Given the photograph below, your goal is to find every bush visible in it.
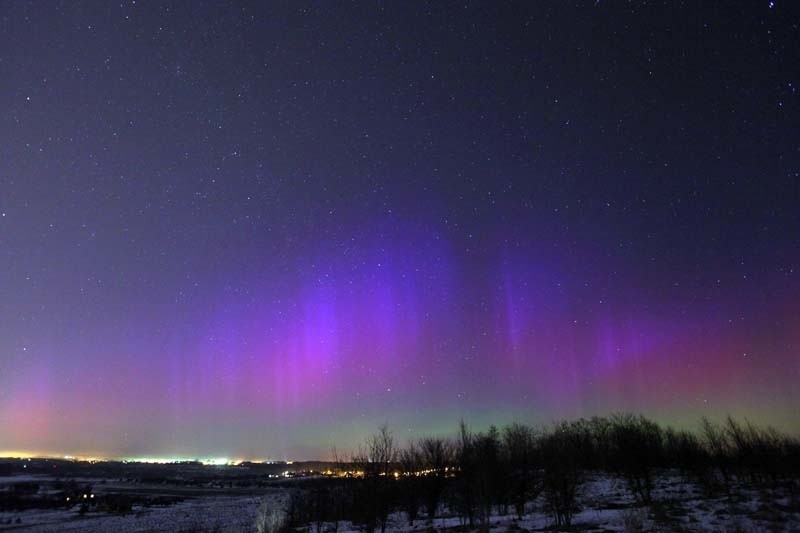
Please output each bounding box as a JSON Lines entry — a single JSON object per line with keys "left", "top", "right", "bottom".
{"left": 621, "top": 507, "right": 647, "bottom": 532}
{"left": 418, "top": 436, "right": 452, "bottom": 521}
{"left": 502, "top": 423, "right": 540, "bottom": 519}
{"left": 349, "top": 425, "right": 399, "bottom": 533}
{"left": 608, "top": 414, "right": 663, "bottom": 504}
{"left": 700, "top": 417, "right": 734, "bottom": 495}
{"left": 256, "top": 496, "right": 289, "bottom": 533}
{"left": 451, "top": 420, "right": 478, "bottom": 528}
{"left": 664, "top": 427, "right": 715, "bottom": 494}
{"left": 541, "top": 422, "right": 584, "bottom": 527}
{"left": 398, "top": 442, "right": 422, "bottom": 525}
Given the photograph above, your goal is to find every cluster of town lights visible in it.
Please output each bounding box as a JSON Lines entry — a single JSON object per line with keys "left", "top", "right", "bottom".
{"left": 65, "top": 494, "right": 94, "bottom": 502}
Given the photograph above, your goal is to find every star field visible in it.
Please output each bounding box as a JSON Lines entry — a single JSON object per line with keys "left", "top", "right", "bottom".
{"left": 0, "top": 1, "right": 799, "bottom": 459}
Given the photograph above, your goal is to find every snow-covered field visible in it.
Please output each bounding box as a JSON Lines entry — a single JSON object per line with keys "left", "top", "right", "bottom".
{"left": 1, "top": 495, "right": 262, "bottom": 532}
{"left": 2, "top": 472, "right": 799, "bottom": 531}
{"left": 309, "top": 473, "right": 800, "bottom": 532}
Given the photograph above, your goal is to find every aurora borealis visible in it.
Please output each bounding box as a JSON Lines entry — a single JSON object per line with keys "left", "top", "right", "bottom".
{"left": 1, "top": 2, "right": 799, "bottom": 460}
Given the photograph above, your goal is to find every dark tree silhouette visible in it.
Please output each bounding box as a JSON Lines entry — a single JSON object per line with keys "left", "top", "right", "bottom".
{"left": 541, "top": 422, "right": 583, "bottom": 527}
{"left": 608, "top": 413, "right": 663, "bottom": 504}
{"left": 503, "top": 422, "right": 541, "bottom": 519}
{"left": 415, "top": 436, "right": 451, "bottom": 524}
{"left": 397, "top": 441, "right": 421, "bottom": 525}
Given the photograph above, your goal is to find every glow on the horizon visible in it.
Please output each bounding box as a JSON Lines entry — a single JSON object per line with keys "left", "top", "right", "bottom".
{"left": 121, "top": 456, "right": 242, "bottom": 465}
{"left": 0, "top": 451, "right": 289, "bottom": 465}
{"left": 0, "top": 451, "right": 39, "bottom": 459}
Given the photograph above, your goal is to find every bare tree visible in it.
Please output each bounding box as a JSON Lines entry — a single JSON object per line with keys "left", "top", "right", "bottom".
{"left": 419, "top": 436, "right": 452, "bottom": 522}
{"left": 351, "top": 424, "right": 397, "bottom": 533}
{"left": 503, "top": 423, "right": 541, "bottom": 519}
{"left": 451, "top": 419, "right": 477, "bottom": 528}
{"left": 398, "top": 441, "right": 421, "bottom": 525}
{"left": 700, "top": 417, "right": 733, "bottom": 495}
{"left": 608, "top": 414, "right": 663, "bottom": 504}
{"left": 368, "top": 424, "right": 396, "bottom": 477}
{"left": 541, "top": 422, "right": 583, "bottom": 527}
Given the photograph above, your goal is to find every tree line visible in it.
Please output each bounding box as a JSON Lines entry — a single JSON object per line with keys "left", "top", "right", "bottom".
{"left": 260, "top": 414, "right": 800, "bottom": 532}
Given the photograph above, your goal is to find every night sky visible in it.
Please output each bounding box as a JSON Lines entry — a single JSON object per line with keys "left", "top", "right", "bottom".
{"left": 1, "top": 2, "right": 799, "bottom": 460}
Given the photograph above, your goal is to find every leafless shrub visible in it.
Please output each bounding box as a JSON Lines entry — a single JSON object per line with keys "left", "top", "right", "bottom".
{"left": 398, "top": 441, "right": 421, "bottom": 525}
{"left": 502, "top": 423, "right": 540, "bottom": 519}
{"left": 700, "top": 417, "right": 734, "bottom": 495}
{"left": 609, "top": 413, "right": 663, "bottom": 504}
{"left": 255, "top": 496, "right": 289, "bottom": 533}
{"left": 621, "top": 507, "right": 647, "bottom": 532}
{"left": 541, "top": 422, "right": 583, "bottom": 527}
{"left": 418, "top": 436, "right": 452, "bottom": 521}
{"left": 350, "top": 424, "right": 398, "bottom": 533}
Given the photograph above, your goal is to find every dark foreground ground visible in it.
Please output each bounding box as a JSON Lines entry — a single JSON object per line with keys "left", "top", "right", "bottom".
{"left": 1, "top": 458, "right": 799, "bottom": 532}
